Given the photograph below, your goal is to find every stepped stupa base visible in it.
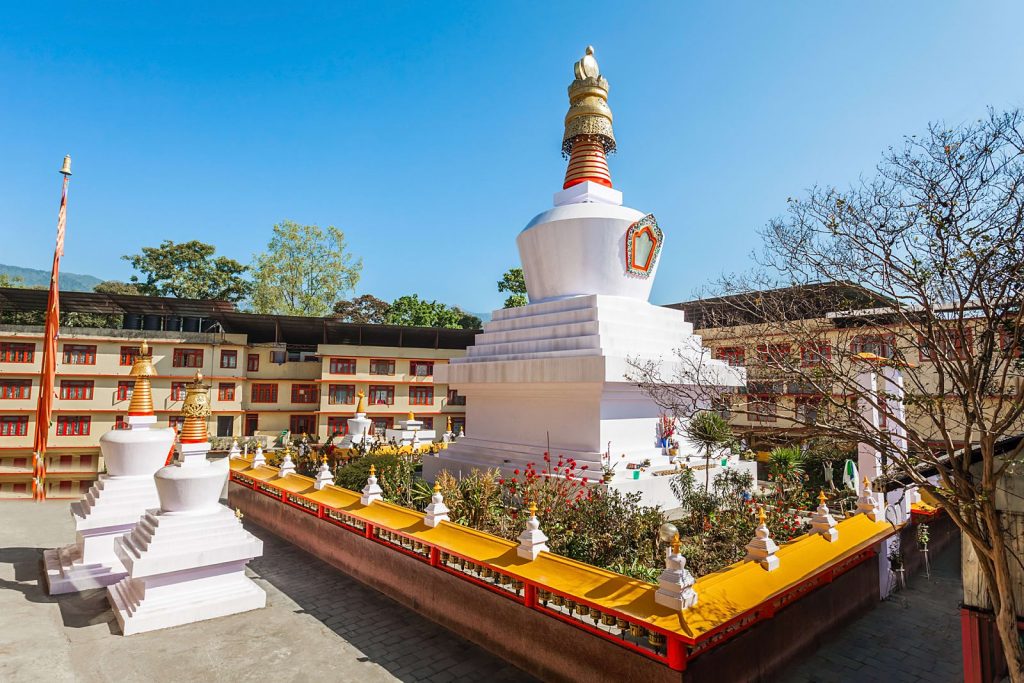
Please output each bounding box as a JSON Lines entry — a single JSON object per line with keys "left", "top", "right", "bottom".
{"left": 108, "top": 506, "right": 265, "bottom": 635}
{"left": 44, "top": 544, "right": 126, "bottom": 593}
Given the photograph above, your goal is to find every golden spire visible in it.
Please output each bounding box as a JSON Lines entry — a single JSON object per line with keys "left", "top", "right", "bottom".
{"left": 446, "top": 416, "right": 452, "bottom": 432}
{"left": 369, "top": 464, "right": 376, "bottom": 476}
{"left": 322, "top": 454, "right": 328, "bottom": 464}
{"left": 178, "top": 371, "right": 211, "bottom": 443}
{"left": 528, "top": 501, "right": 538, "bottom": 518}
{"left": 407, "top": 411, "right": 415, "bottom": 422}
{"left": 863, "top": 476, "right": 872, "bottom": 491}
{"left": 355, "top": 390, "right": 367, "bottom": 413}
{"left": 562, "top": 45, "right": 615, "bottom": 189}
{"left": 127, "top": 340, "right": 157, "bottom": 416}
{"left": 758, "top": 505, "right": 766, "bottom": 526}
{"left": 818, "top": 490, "right": 827, "bottom": 506}
{"left": 433, "top": 481, "right": 441, "bottom": 493}
{"left": 671, "top": 532, "right": 681, "bottom": 555}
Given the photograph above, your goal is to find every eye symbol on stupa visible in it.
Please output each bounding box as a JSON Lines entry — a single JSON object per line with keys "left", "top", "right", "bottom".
{"left": 625, "top": 214, "right": 663, "bottom": 278}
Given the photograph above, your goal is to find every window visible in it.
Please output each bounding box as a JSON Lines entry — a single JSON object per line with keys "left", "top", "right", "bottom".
{"left": 0, "top": 415, "right": 28, "bottom": 436}
{"left": 244, "top": 414, "right": 259, "bottom": 436}
{"left": 446, "top": 389, "right": 466, "bottom": 406}
{"left": 800, "top": 343, "right": 832, "bottom": 367}
{"left": 291, "top": 384, "right": 319, "bottom": 404}
{"left": 328, "top": 384, "right": 355, "bottom": 405}
{"left": 270, "top": 349, "right": 286, "bottom": 364}
{"left": 419, "top": 416, "right": 434, "bottom": 430}
{"left": 119, "top": 346, "right": 140, "bottom": 366}
{"left": 0, "top": 342, "right": 34, "bottom": 363}
{"left": 919, "top": 331, "right": 971, "bottom": 362}
{"left": 327, "top": 416, "right": 348, "bottom": 436}
{"left": 169, "top": 415, "right": 186, "bottom": 431}
{"left": 369, "top": 359, "right": 395, "bottom": 375}
{"left": 217, "top": 416, "right": 234, "bottom": 437}
{"left": 368, "top": 385, "right": 395, "bottom": 405}
{"left": 59, "top": 380, "right": 94, "bottom": 400}
{"left": 251, "top": 383, "right": 278, "bottom": 403}
{"left": 409, "top": 386, "right": 434, "bottom": 405}
{"left": 247, "top": 353, "right": 260, "bottom": 372}
{"left": 56, "top": 415, "right": 91, "bottom": 436}
{"left": 851, "top": 334, "right": 895, "bottom": 359}
{"left": 713, "top": 395, "right": 732, "bottom": 420}
{"left": 410, "top": 361, "right": 434, "bottom": 377}
{"left": 756, "top": 344, "right": 791, "bottom": 368}
{"left": 171, "top": 381, "right": 188, "bottom": 401}
{"left": 450, "top": 417, "right": 466, "bottom": 435}
{"left": 290, "top": 415, "right": 316, "bottom": 434}
{"left": 0, "top": 380, "right": 31, "bottom": 399}
{"left": 715, "top": 346, "right": 746, "bottom": 367}
{"left": 330, "top": 358, "right": 356, "bottom": 374}
{"left": 114, "top": 415, "right": 128, "bottom": 430}
{"left": 371, "top": 417, "right": 392, "bottom": 435}
{"left": 795, "top": 397, "right": 824, "bottom": 425}
{"left": 218, "top": 383, "right": 236, "bottom": 401}
{"left": 1001, "top": 328, "right": 1022, "bottom": 358}
{"left": 63, "top": 344, "right": 96, "bottom": 365}
{"left": 220, "top": 350, "right": 238, "bottom": 369}
{"left": 116, "top": 381, "right": 135, "bottom": 401}
{"left": 173, "top": 348, "right": 203, "bottom": 368}
{"left": 749, "top": 396, "right": 777, "bottom": 422}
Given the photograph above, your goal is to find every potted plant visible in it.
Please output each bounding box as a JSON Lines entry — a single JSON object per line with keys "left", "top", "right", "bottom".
{"left": 602, "top": 462, "right": 617, "bottom": 483}
{"left": 916, "top": 523, "right": 931, "bottom": 578}
{"left": 888, "top": 540, "right": 906, "bottom": 590}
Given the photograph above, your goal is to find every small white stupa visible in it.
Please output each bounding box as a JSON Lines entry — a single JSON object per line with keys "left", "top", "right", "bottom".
{"left": 385, "top": 411, "right": 437, "bottom": 447}
{"left": 108, "top": 371, "right": 265, "bottom": 635}
{"left": 44, "top": 342, "right": 175, "bottom": 594}
{"left": 338, "top": 391, "right": 376, "bottom": 448}
{"left": 424, "top": 47, "right": 743, "bottom": 507}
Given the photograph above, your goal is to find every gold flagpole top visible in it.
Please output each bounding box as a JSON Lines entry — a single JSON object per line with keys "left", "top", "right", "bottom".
{"left": 59, "top": 155, "right": 72, "bottom": 176}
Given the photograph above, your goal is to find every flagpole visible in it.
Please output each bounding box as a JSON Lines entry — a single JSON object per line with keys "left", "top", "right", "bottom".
{"left": 32, "top": 155, "right": 72, "bottom": 501}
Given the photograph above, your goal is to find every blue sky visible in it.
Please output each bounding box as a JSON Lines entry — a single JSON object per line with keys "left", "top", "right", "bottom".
{"left": 2, "top": 2, "right": 1022, "bottom": 312}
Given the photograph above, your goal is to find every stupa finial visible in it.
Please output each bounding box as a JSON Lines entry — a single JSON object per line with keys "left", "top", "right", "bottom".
{"left": 179, "top": 371, "right": 211, "bottom": 443}
{"left": 127, "top": 341, "right": 157, "bottom": 416}
{"left": 355, "top": 390, "right": 367, "bottom": 414}
{"left": 562, "top": 45, "right": 615, "bottom": 189}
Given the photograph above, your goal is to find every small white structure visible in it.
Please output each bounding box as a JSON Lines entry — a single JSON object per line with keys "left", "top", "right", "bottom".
{"left": 655, "top": 536, "right": 698, "bottom": 610}
{"left": 744, "top": 507, "right": 780, "bottom": 571}
{"left": 385, "top": 412, "right": 437, "bottom": 447}
{"left": 360, "top": 465, "right": 383, "bottom": 505}
{"left": 856, "top": 477, "right": 884, "bottom": 522}
{"left": 250, "top": 444, "right": 266, "bottom": 468}
{"left": 107, "top": 373, "right": 265, "bottom": 635}
{"left": 517, "top": 502, "right": 549, "bottom": 560}
{"left": 810, "top": 491, "right": 839, "bottom": 542}
{"left": 314, "top": 456, "right": 333, "bottom": 491}
{"left": 423, "top": 483, "right": 450, "bottom": 528}
{"left": 228, "top": 439, "right": 241, "bottom": 457}
{"left": 338, "top": 391, "right": 377, "bottom": 448}
{"left": 44, "top": 342, "right": 175, "bottom": 594}
{"left": 277, "top": 448, "right": 296, "bottom": 477}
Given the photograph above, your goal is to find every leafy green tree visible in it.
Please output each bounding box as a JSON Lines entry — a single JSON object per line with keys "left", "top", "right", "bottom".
{"left": 498, "top": 266, "right": 528, "bottom": 308}
{"left": 123, "top": 240, "right": 250, "bottom": 302}
{"left": 0, "top": 274, "right": 25, "bottom": 288}
{"left": 93, "top": 280, "right": 140, "bottom": 295}
{"left": 251, "top": 220, "right": 362, "bottom": 316}
{"left": 684, "top": 411, "right": 734, "bottom": 492}
{"left": 386, "top": 294, "right": 480, "bottom": 329}
{"left": 333, "top": 294, "right": 391, "bottom": 324}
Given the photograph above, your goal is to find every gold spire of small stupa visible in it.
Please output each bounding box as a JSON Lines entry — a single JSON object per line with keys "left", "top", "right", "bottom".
{"left": 127, "top": 340, "right": 157, "bottom": 416}
{"left": 355, "top": 390, "right": 366, "bottom": 414}
{"left": 178, "top": 371, "right": 211, "bottom": 443}
{"left": 561, "top": 46, "right": 615, "bottom": 189}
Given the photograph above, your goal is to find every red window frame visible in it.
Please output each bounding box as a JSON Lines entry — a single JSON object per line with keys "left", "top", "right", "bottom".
{"left": 251, "top": 383, "right": 278, "bottom": 403}
{"left": 715, "top": 346, "right": 746, "bottom": 367}
{"left": 119, "top": 345, "right": 141, "bottom": 366}
{"left": 795, "top": 396, "right": 824, "bottom": 424}
{"left": 220, "top": 350, "right": 238, "bottom": 369}
{"left": 1001, "top": 329, "right": 1022, "bottom": 358}
{"left": 370, "top": 416, "right": 393, "bottom": 434}
{"left": 329, "top": 357, "right": 356, "bottom": 374}
{"left": 369, "top": 359, "right": 395, "bottom": 376}
{"left": 419, "top": 416, "right": 434, "bottom": 430}
{"left": 446, "top": 389, "right": 466, "bottom": 406}
{"left": 0, "top": 380, "right": 31, "bottom": 399}
{"left": 218, "top": 382, "right": 236, "bottom": 401}
{"left": 114, "top": 415, "right": 128, "bottom": 430}
{"left": 750, "top": 395, "right": 778, "bottom": 422}
{"left": 0, "top": 342, "right": 35, "bottom": 363}
{"left": 327, "top": 416, "right": 348, "bottom": 436}
{"left": 368, "top": 385, "right": 395, "bottom": 405}
{"left": 409, "top": 361, "right": 434, "bottom": 377}
{"left": 918, "top": 330, "right": 972, "bottom": 362}
{"left": 328, "top": 384, "right": 356, "bottom": 405}
{"left": 0, "top": 415, "right": 28, "bottom": 436}
{"left": 59, "top": 380, "right": 94, "bottom": 400}
{"left": 409, "top": 385, "right": 434, "bottom": 406}
{"left": 756, "top": 344, "right": 791, "bottom": 368}
{"left": 850, "top": 334, "right": 895, "bottom": 359}
{"left": 171, "top": 381, "right": 188, "bottom": 401}
{"left": 63, "top": 344, "right": 97, "bottom": 365}
{"left": 56, "top": 415, "right": 91, "bottom": 436}
{"left": 172, "top": 348, "right": 204, "bottom": 368}
{"left": 289, "top": 415, "right": 316, "bottom": 434}
{"left": 116, "top": 381, "right": 135, "bottom": 401}
{"left": 247, "top": 353, "right": 260, "bottom": 372}
{"left": 291, "top": 384, "right": 319, "bottom": 404}
{"left": 800, "top": 343, "right": 832, "bottom": 367}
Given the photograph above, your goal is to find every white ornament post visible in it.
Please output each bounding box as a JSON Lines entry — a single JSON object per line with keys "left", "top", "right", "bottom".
{"left": 251, "top": 444, "right": 265, "bottom": 468}
{"left": 856, "top": 477, "right": 884, "bottom": 522}
{"left": 811, "top": 491, "right": 839, "bottom": 542}
{"left": 360, "top": 465, "right": 383, "bottom": 505}
{"left": 277, "top": 448, "right": 296, "bottom": 477}
{"left": 655, "top": 536, "right": 698, "bottom": 610}
{"left": 517, "top": 502, "right": 549, "bottom": 560}
{"left": 744, "top": 507, "right": 780, "bottom": 571}
{"left": 228, "top": 439, "right": 241, "bottom": 457}
{"left": 314, "top": 457, "right": 333, "bottom": 491}
{"left": 423, "top": 483, "right": 450, "bottom": 528}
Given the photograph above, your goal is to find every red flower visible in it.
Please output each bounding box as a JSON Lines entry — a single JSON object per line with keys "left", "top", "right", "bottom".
{"left": 514, "top": 469, "right": 520, "bottom": 475}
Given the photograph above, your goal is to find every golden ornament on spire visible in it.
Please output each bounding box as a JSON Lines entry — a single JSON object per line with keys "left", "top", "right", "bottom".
{"left": 818, "top": 490, "right": 827, "bottom": 506}
{"left": 127, "top": 340, "right": 157, "bottom": 416}
{"left": 528, "top": 501, "right": 538, "bottom": 518}
{"left": 562, "top": 45, "right": 615, "bottom": 189}
{"left": 433, "top": 481, "right": 441, "bottom": 493}
{"left": 178, "top": 370, "right": 211, "bottom": 443}
{"left": 369, "top": 464, "right": 376, "bottom": 476}
{"left": 407, "top": 411, "right": 415, "bottom": 422}
{"left": 671, "top": 532, "right": 681, "bottom": 555}
{"left": 355, "top": 390, "right": 367, "bottom": 414}
{"left": 758, "top": 505, "right": 766, "bottom": 526}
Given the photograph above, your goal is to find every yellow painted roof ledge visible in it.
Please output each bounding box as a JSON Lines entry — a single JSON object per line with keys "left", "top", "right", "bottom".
{"left": 229, "top": 457, "right": 896, "bottom": 640}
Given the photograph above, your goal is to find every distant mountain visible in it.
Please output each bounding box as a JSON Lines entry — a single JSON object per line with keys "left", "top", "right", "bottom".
{"left": 0, "top": 263, "right": 104, "bottom": 292}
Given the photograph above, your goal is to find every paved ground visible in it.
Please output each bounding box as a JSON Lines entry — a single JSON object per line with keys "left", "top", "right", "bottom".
{"left": 0, "top": 500, "right": 534, "bottom": 683}
{"left": 779, "top": 541, "right": 963, "bottom": 683}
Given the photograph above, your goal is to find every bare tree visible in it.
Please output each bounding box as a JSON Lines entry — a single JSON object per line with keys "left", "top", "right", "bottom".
{"left": 630, "top": 109, "right": 1024, "bottom": 678}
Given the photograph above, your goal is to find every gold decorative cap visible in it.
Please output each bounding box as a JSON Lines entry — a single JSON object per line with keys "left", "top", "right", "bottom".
{"left": 433, "top": 481, "right": 441, "bottom": 493}
{"left": 179, "top": 371, "right": 211, "bottom": 443}
{"left": 355, "top": 390, "right": 366, "bottom": 413}
{"left": 818, "top": 490, "right": 827, "bottom": 506}
{"left": 671, "top": 532, "right": 681, "bottom": 555}
{"left": 528, "top": 501, "right": 538, "bottom": 518}
{"left": 127, "top": 341, "right": 157, "bottom": 416}
{"left": 562, "top": 46, "right": 615, "bottom": 157}
{"left": 407, "top": 411, "right": 415, "bottom": 422}
{"left": 758, "top": 506, "right": 766, "bottom": 526}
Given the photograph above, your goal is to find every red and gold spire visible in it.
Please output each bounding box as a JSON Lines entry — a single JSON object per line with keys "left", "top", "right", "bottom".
{"left": 127, "top": 340, "right": 157, "bottom": 416}
{"left": 561, "top": 46, "right": 616, "bottom": 190}
{"left": 179, "top": 371, "right": 211, "bottom": 443}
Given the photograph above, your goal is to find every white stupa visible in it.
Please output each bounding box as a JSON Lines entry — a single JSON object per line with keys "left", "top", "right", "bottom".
{"left": 338, "top": 391, "right": 377, "bottom": 448}
{"left": 44, "top": 342, "right": 175, "bottom": 594}
{"left": 385, "top": 411, "right": 437, "bottom": 447}
{"left": 424, "top": 47, "right": 743, "bottom": 507}
{"left": 108, "top": 371, "right": 265, "bottom": 635}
